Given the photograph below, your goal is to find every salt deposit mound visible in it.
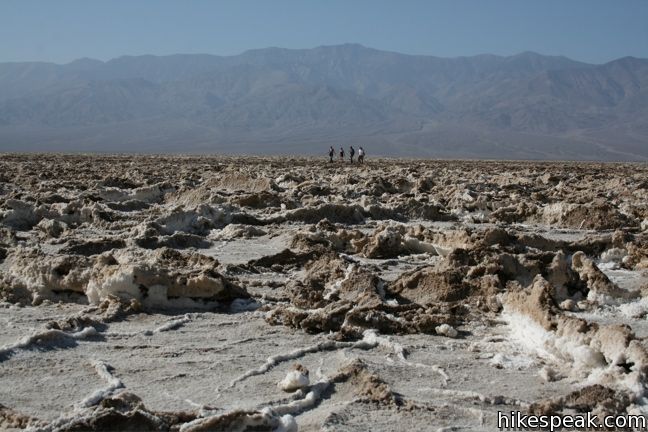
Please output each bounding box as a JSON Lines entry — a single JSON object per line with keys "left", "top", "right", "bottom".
{"left": 2, "top": 246, "right": 248, "bottom": 307}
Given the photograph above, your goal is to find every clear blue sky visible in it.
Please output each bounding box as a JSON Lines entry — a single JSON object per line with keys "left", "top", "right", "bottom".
{"left": 1, "top": 0, "right": 647, "bottom": 64}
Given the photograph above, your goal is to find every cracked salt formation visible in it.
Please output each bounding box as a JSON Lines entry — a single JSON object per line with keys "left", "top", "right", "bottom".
{"left": 0, "top": 326, "right": 97, "bottom": 361}
{"left": 1, "top": 155, "right": 648, "bottom": 431}
{"left": 78, "top": 360, "right": 124, "bottom": 408}
{"left": 1, "top": 245, "right": 248, "bottom": 307}
{"left": 504, "top": 276, "right": 648, "bottom": 408}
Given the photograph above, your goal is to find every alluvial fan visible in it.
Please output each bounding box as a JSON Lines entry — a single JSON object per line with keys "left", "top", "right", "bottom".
{"left": 0, "top": 154, "right": 647, "bottom": 431}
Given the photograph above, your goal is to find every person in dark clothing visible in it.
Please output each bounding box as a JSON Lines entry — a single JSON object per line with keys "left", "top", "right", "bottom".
{"left": 349, "top": 146, "right": 355, "bottom": 163}
{"left": 328, "top": 146, "right": 334, "bottom": 163}
{"left": 339, "top": 147, "right": 345, "bottom": 161}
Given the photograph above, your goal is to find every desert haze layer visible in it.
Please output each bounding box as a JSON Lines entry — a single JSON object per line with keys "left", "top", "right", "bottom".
{"left": 0, "top": 154, "right": 647, "bottom": 431}
{"left": 1, "top": 45, "right": 648, "bottom": 160}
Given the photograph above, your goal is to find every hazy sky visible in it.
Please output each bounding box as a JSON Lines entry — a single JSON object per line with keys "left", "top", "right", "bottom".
{"left": 2, "top": 0, "right": 647, "bottom": 64}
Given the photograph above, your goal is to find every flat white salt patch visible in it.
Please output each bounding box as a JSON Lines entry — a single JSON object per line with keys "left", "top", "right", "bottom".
{"left": 598, "top": 264, "right": 647, "bottom": 292}
{"left": 511, "top": 224, "right": 594, "bottom": 242}
{"left": 489, "top": 352, "right": 535, "bottom": 370}
{"left": 199, "top": 232, "right": 291, "bottom": 264}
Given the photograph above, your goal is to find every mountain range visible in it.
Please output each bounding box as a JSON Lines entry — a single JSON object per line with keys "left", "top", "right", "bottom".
{"left": 1, "top": 44, "right": 647, "bottom": 160}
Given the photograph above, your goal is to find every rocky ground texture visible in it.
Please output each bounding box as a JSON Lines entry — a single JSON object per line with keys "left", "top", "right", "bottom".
{"left": 1, "top": 154, "right": 647, "bottom": 431}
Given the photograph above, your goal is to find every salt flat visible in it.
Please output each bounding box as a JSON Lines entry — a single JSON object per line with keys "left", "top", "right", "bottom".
{"left": 0, "top": 155, "right": 647, "bottom": 431}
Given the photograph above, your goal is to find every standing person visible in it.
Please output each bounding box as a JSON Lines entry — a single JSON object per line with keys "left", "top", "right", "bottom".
{"left": 358, "top": 146, "right": 365, "bottom": 164}
{"left": 339, "top": 147, "right": 345, "bottom": 161}
{"left": 349, "top": 146, "right": 355, "bottom": 164}
{"left": 328, "top": 146, "right": 334, "bottom": 163}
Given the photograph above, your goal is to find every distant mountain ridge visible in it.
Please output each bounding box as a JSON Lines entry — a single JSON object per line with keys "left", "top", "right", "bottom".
{"left": 0, "top": 44, "right": 647, "bottom": 160}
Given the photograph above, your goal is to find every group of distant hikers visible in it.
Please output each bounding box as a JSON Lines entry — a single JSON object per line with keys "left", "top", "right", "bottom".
{"left": 328, "top": 145, "right": 365, "bottom": 164}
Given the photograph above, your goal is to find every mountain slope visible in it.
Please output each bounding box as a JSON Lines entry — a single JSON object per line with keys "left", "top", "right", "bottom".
{"left": 0, "top": 45, "right": 646, "bottom": 160}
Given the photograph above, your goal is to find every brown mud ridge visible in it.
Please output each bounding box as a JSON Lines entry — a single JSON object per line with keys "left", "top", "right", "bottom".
{"left": 1, "top": 154, "right": 647, "bottom": 431}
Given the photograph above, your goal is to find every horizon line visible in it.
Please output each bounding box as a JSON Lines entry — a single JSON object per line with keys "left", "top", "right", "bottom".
{"left": 1, "top": 43, "right": 646, "bottom": 66}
